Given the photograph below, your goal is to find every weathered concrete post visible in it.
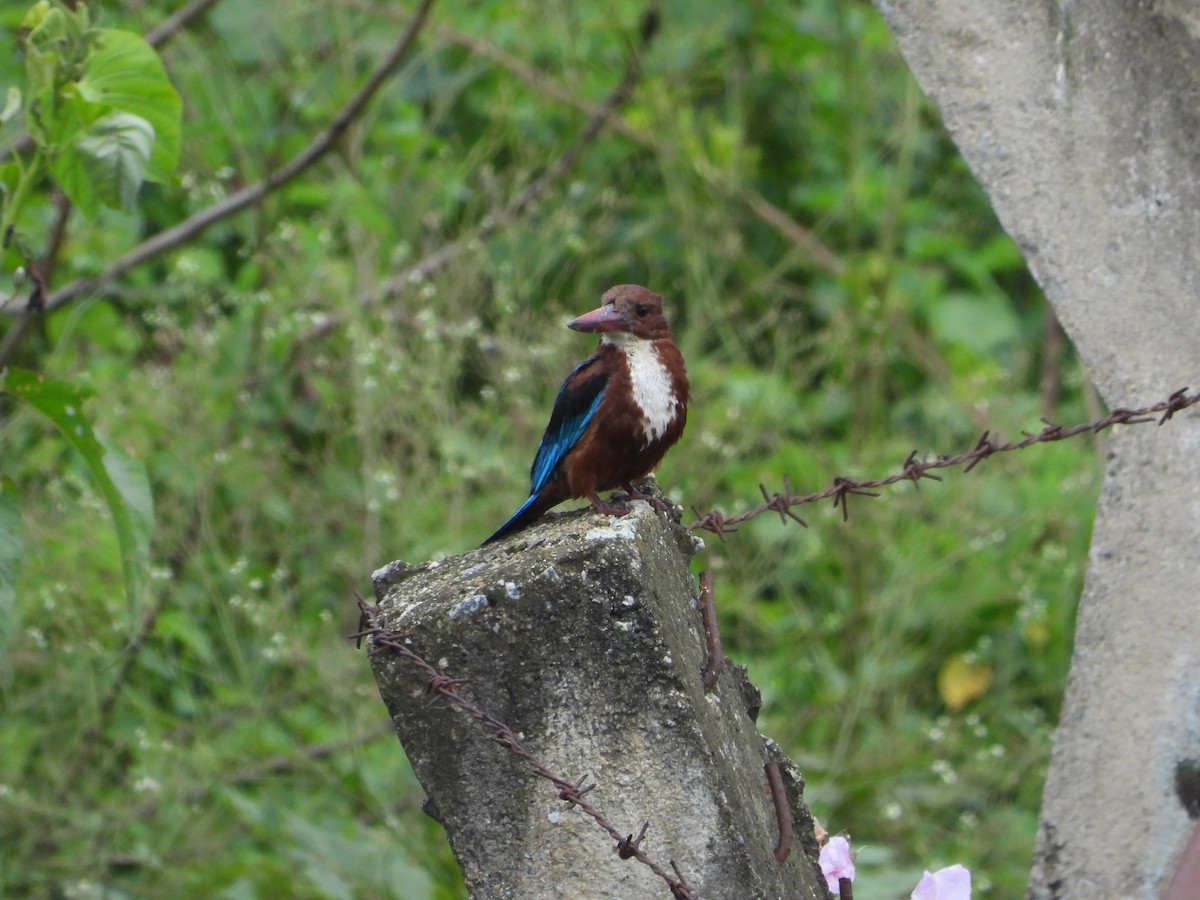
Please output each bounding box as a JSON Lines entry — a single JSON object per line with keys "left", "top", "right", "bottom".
{"left": 368, "top": 483, "right": 828, "bottom": 899}
{"left": 875, "top": 2, "right": 1200, "bottom": 896}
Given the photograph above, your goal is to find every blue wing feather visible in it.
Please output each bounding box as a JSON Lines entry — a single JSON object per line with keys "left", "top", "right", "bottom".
{"left": 529, "top": 361, "right": 607, "bottom": 493}
{"left": 481, "top": 357, "right": 609, "bottom": 546}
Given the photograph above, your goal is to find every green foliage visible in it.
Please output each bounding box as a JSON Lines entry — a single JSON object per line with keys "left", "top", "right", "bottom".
{"left": 0, "top": 476, "right": 19, "bottom": 641}
{"left": 4, "top": 0, "right": 180, "bottom": 223}
{"left": 0, "top": 0, "right": 1102, "bottom": 897}
{"left": 74, "top": 28, "right": 182, "bottom": 181}
{"left": 3, "top": 367, "right": 153, "bottom": 627}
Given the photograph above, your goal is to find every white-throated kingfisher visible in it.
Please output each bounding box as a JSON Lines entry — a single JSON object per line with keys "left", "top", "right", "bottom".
{"left": 483, "top": 284, "right": 689, "bottom": 545}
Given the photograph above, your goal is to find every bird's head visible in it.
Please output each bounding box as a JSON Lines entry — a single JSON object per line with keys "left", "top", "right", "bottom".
{"left": 568, "top": 284, "right": 672, "bottom": 341}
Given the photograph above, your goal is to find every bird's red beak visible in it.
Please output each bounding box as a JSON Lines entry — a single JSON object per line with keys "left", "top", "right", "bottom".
{"left": 568, "top": 303, "right": 625, "bottom": 333}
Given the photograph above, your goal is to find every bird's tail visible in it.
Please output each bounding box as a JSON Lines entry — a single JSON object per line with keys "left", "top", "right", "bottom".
{"left": 481, "top": 493, "right": 556, "bottom": 546}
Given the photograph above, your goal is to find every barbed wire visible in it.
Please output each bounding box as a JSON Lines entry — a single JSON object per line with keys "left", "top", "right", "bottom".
{"left": 690, "top": 386, "right": 1199, "bottom": 539}
{"left": 351, "top": 591, "right": 696, "bottom": 900}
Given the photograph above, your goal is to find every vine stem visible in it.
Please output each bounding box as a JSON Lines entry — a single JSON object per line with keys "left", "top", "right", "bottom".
{"left": 1, "top": 148, "right": 45, "bottom": 249}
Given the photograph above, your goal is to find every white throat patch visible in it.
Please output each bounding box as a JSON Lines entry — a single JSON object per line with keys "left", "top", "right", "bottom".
{"left": 603, "top": 333, "right": 678, "bottom": 445}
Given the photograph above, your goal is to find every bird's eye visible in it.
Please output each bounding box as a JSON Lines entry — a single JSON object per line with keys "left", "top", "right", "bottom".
{"left": 635, "top": 304, "right": 651, "bottom": 317}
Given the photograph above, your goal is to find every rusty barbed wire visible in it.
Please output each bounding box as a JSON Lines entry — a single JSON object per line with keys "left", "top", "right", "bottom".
{"left": 765, "top": 761, "right": 794, "bottom": 865}
{"left": 697, "top": 571, "right": 725, "bottom": 692}
{"left": 691, "top": 386, "right": 1199, "bottom": 538}
{"left": 351, "top": 591, "right": 696, "bottom": 900}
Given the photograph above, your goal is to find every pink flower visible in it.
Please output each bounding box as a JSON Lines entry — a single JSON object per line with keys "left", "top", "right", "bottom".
{"left": 819, "top": 835, "right": 855, "bottom": 891}
{"left": 911, "top": 864, "right": 972, "bottom": 899}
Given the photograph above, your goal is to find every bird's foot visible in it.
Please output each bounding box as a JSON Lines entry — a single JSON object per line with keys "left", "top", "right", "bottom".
{"left": 618, "top": 482, "right": 668, "bottom": 511}
{"left": 586, "top": 489, "right": 632, "bottom": 517}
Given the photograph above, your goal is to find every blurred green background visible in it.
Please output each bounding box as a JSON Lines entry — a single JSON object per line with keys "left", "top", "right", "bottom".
{"left": 0, "top": 1, "right": 1102, "bottom": 897}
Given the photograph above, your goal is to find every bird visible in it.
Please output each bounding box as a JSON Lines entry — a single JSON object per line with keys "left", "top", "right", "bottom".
{"left": 483, "top": 284, "right": 689, "bottom": 546}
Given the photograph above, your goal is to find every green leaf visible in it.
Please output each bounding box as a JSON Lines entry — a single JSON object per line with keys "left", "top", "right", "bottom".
{"left": 0, "top": 476, "right": 21, "bottom": 644}
{"left": 51, "top": 111, "right": 154, "bottom": 216}
{"left": 3, "top": 368, "right": 154, "bottom": 626}
{"left": 77, "top": 28, "right": 181, "bottom": 181}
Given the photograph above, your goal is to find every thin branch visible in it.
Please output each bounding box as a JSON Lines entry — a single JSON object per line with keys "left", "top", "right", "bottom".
{"left": 0, "top": 193, "right": 70, "bottom": 367}
{"left": 734, "top": 188, "right": 843, "bottom": 276}
{"left": 0, "top": 300, "right": 39, "bottom": 365}
{"left": 436, "top": 22, "right": 843, "bottom": 276}
{"left": 1040, "top": 305, "right": 1064, "bottom": 415}
{"left": 54, "top": 490, "right": 207, "bottom": 799}
{"left": 381, "top": 6, "right": 661, "bottom": 295}
{"left": 283, "top": 6, "right": 663, "bottom": 356}
{"left": 55, "top": 588, "right": 173, "bottom": 798}
{"left": 691, "top": 386, "right": 1200, "bottom": 537}
{"left": 183, "top": 722, "right": 396, "bottom": 802}
{"left": 1, "top": 0, "right": 437, "bottom": 317}
{"left": 40, "top": 192, "right": 73, "bottom": 284}
{"left": 144, "top": 0, "right": 224, "bottom": 47}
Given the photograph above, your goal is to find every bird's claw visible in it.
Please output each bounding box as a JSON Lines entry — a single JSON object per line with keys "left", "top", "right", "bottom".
{"left": 591, "top": 498, "right": 633, "bottom": 517}
{"left": 618, "top": 483, "right": 668, "bottom": 511}
{"left": 585, "top": 489, "right": 634, "bottom": 517}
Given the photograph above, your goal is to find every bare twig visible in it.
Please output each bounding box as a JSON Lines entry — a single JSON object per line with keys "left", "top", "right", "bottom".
{"left": 382, "top": 7, "right": 662, "bottom": 294}
{"left": 125, "top": 722, "right": 401, "bottom": 828}
{"left": 1, "top": 0, "right": 437, "bottom": 318}
{"left": 353, "top": 590, "right": 694, "bottom": 899}
{"left": 186, "top": 721, "right": 396, "bottom": 801}
{"left": 144, "top": 0, "right": 224, "bottom": 47}
{"left": 436, "top": 22, "right": 842, "bottom": 277}
{"left": 1039, "top": 306, "right": 1063, "bottom": 415}
{"left": 56, "top": 485, "right": 205, "bottom": 800}
{"left": 0, "top": 312, "right": 34, "bottom": 364}
{"left": 735, "top": 188, "right": 844, "bottom": 276}
{"left": 0, "top": 193, "right": 71, "bottom": 367}
{"left": 45, "top": 192, "right": 72, "bottom": 274}
{"left": 281, "top": 6, "right": 664, "bottom": 360}
{"left": 58, "top": 588, "right": 173, "bottom": 795}
{"left": 691, "top": 386, "right": 1200, "bottom": 536}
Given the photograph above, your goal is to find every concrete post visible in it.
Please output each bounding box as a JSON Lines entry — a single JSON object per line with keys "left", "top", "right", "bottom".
{"left": 876, "top": 3, "right": 1200, "bottom": 895}
{"left": 368, "top": 487, "right": 828, "bottom": 899}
